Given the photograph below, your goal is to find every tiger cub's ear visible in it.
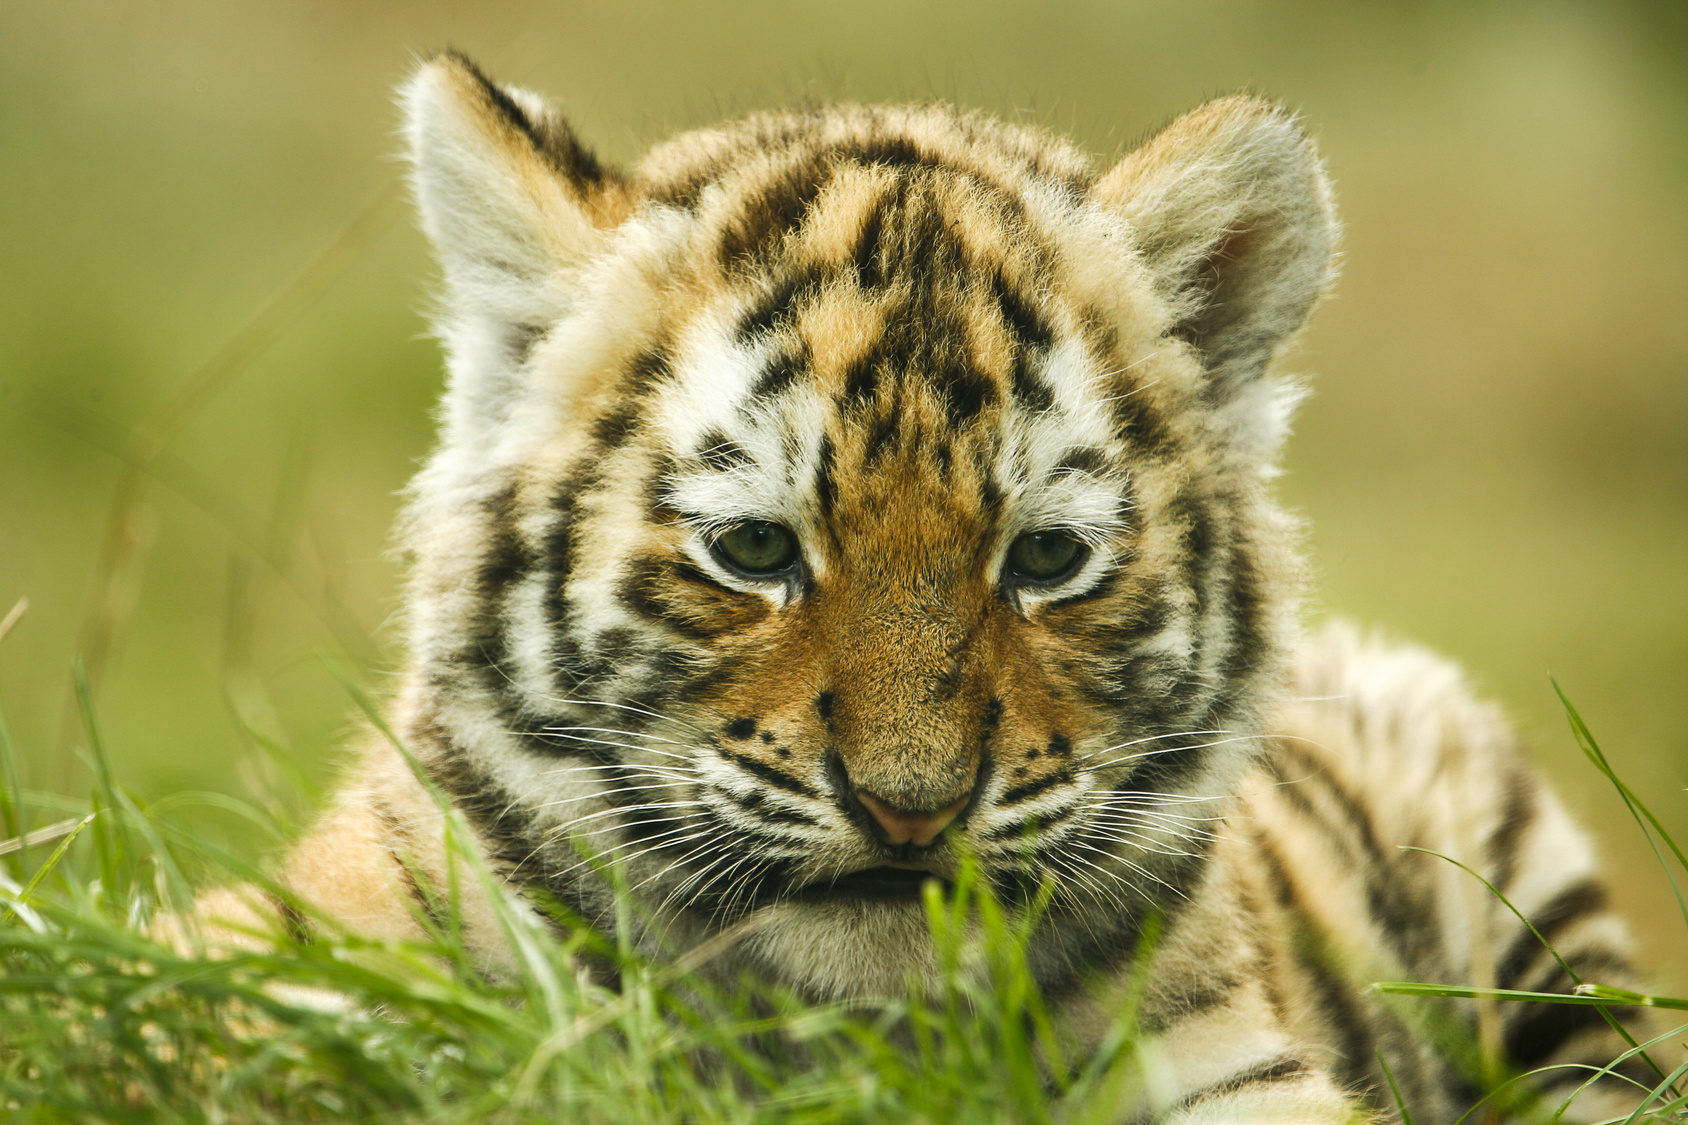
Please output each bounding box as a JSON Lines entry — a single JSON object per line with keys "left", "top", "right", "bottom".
{"left": 1093, "top": 95, "right": 1338, "bottom": 401}
{"left": 402, "top": 52, "right": 623, "bottom": 444}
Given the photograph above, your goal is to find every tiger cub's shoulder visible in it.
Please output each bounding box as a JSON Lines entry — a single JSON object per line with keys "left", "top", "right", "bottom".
{"left": 1217, "top": 623, "right": 1658, "bottom": 1119}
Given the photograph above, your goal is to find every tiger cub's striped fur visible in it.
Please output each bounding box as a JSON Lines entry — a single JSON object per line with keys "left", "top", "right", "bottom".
{"left": 227, "top": 54, "right": 1662, "bottom": 1121}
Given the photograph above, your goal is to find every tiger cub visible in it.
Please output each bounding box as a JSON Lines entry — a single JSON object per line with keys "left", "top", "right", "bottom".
{"left": 211, "top": 52, "right": 1659, "bottom": 1122}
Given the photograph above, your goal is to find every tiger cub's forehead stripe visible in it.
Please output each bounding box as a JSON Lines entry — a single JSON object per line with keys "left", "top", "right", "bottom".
{"left": 648, "top": 148, "right": 1119, "bottom": 564}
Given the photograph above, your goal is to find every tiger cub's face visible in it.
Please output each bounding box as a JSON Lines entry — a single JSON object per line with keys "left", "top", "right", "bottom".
{"left": 400, "top": 56, "right": 1336, "bottom": 998}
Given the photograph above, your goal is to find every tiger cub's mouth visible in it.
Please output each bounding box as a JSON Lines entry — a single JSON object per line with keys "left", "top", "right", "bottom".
{"left": 800, "top": 866, "right": 952, "bottom": 900}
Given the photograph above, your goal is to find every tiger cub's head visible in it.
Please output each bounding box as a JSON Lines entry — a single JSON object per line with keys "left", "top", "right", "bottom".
{"left": 397, "top": 54, "right": 1336, "bottom": 998}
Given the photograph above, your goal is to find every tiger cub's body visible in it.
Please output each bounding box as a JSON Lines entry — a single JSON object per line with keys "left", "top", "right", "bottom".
{"left": 218, "top": 55, "right": 1658, "bottom": 1121}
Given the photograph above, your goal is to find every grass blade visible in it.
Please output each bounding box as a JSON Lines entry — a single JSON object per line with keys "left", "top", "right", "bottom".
{"left": 0, "top": 817, "right": 88, "bottom": 857}
{"left": 0, "top": 812, "right": 95, "bottom": 925}
{"left": 0, "top": 598, "right": 28, "bottom": 863}
{"left": 0, "top": 598, "right": 26, "bottom": 647}
{"left": 0, "top": 697, "right": 25, "bottom": 871}
{"left": 1552, "top": 678, "right": 1688, "bottom": 933}
{"left": 1376, "top": 982, "right": 1688, "bottom": 1012}
{"left": 1377, "top": 1049, "right": 1415, "bottom": 1125}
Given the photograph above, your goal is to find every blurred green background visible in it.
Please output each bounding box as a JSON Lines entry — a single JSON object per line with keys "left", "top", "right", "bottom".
{"left": 1, "top": 1, "right": 1683, "bottom": 973}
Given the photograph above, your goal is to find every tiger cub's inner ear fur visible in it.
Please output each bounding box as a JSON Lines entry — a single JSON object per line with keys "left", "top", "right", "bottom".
{"left": 402, "top": 52, "right": 625, "bottom": 445}
{"left": 1093, "top": 95, "right": 1339, "bottom": 402}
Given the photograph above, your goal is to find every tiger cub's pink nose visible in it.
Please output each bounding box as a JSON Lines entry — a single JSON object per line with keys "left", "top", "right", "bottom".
{"left": 854, "top": 789, "right": 969, "bottom": 847}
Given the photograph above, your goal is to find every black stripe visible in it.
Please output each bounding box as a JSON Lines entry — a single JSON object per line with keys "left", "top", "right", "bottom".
{"left": 624, "top": 345, "right": 673, "bottom": 390}
{"left": 936, "top": 360, "right": 994, "bottom": 426}
{"left": 616, "top": 555, "right": 720, "bottom": 639}
{"left": 842, "top": 354, "right": 878, "bottom": 404}
{"left": 391, "top": 852, "right": 448, "bottom": 933}
{"left": 668, "top": 657, "right": 746, "bottom": 705}
{"left": 977, "top": 456, "right": 1003, "bottom": 515}
{"left": 1270, "top": 747, "right": 1448, "bottom": 976}
{"left": 447, "top": 482, "right": 532, "bottom": 703}
{"left": 1000, "top": 770, "right": 1072, "bottom": 806}
{"left": 448, "top": 51, "right": 613, "bottom": 190}
{"left": 369, "top": 794, "right": 449, "bottom": 933}
{"left": 1010, "top": 358, "right": 1054, "bottom": 412}
{"left": 1174, "top": 1057, "right": 1308, "bottom": 1111}
{"left": 507, "top": 714, "right": 623, "bottom": 763}
{"left": 1217, "top": 518, "right": 1269, "bottom": 686}
{"left": 1295, "top": 937, "right": 1376, "bottom": 1090}
{"left": 712, "top": 786, "right": 820, "bottom": 826}
{"left": 1483, "top": 766, "right": 1537, "bottom": 894}
{"left": 979, "top": 805, "right": 1078, "bottom": 841}
{"left": 424, "top": 745, "right": 602, "bottom": 932}
{"left": 753, "top": 347, "right": 806, "bottom": 398}
{"left": 717, "top": 152, "right": 835, "bottom": 268}
{"left": 695, "top": 430, "right": 752, "bottom": 471}
{"left": 990, "top": 269, "right": 1054, "bottom": 350}
{"left": 1169, "top": 490, "right": 1215, "bottom": 613}
{"left": 1503, "top": 999, "right": 1611, "bottom": 1070}
{"left": 1111, "top": 379, "right": 1172, "bottom": 455}
{"left": 502, "top": 321, "right": 546, "bottom": 366}
{"left": 590, "top": 401, "right": 641, "bottom": 449}
{"left": 851, "top": 134, "right": 941, "bottom": 171}
{"left": 265, "top": 889, "right": 314, "bottom": 946}
{"left": 852, "top": 197, "right": 887, "bottom": 288}
{"left": 1067, "top": 574, "right": 1170, "bottom": 650}
{"left": 1137, "top": 978, "right": 1236, "bottom": 1033}
{"left": 1052, "top": 446, "right": 1106, "bottom": 476}
{"left": 814, "top": 433, "right": 837, "bottom": 517}
{"left": 715, "top": 745, "right": 821, "bottom": 799}
{"left": 543, "top": 466, "right": 596, "bottom": 688}
{"left": 862, "top": 403, "right": 901, "bottom": 465}
{"left": 1114, "top": 725, "right": 1213, "bottom": 801}
{"left": 1041, "top": 569, "right": 1123, "bottom": 612}
{"left": 1252, "top": 835, "right": 1382, "bottom": 1091}
{"left": 1494, "top": 879, "right": 1608, "bottom": 991}
{"left": 735, "top": 267, "right": 825, "bottom": 342}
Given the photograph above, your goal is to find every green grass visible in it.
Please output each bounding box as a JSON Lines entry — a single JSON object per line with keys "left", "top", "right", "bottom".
{"left": 1, "top": 618, "right": 1683, "bottom": 1123}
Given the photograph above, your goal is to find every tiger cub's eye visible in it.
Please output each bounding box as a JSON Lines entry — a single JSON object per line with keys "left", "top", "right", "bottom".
{"left": 1006, "top": 530, "right": 1086, "bottom": 583}
{"left": 714, "top": 521, "right": 799, "bottom": 576}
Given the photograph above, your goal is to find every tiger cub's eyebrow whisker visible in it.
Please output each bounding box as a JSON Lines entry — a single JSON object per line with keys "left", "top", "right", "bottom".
{"left": 554, "top": 831, "right": 725, "bottom": 894}
{"left": 1074, "top": 822, "right": 1202, "bottom": 857}
{"left": 529, "top": 732, "right": 706, "bottom": 763}
{"left": 534, "top": 732, "right": 699, "bottom": 763}
{"left": 547, "top": 820, "right": 711, "bottom": 872}
{"left": 1079, "top": 735, "right": 1259, "bottom": 772}
{"left": 540, "top": 697, "right": 714, "bottom": 738}
{"left": 1065, "top": 839, "right": 1189, "bottom": 902}
{"left": 537, "top": 764, "right": 700, "bottom": 783}
{"left": 541, "top": 724, "right": 704, "bottom": 750}
{"left": 538, "top": 800, "right": 708, "bottom": 838}
{"left": 535, "top": 782, "right": 699, "bottom": 807}
{"left": 1079, "top": 806, "right": 1214, "bottom": 834}
{"left": 1073, "top": 729, "right": 1234, "bottom": 762}
{"left": 1048, "top": 852, "right": 1135, "bottom": 914}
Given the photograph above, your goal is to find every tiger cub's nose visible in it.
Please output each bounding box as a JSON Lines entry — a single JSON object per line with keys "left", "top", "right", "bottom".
{"left": 854, "top": 789, "right": 970, "bottom": 847}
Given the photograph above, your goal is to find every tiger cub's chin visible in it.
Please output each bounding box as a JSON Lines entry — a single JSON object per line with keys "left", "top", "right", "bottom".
{"left": 725, "top": 895, "right": 947, "bottom": 1001}
{"left": 219, "top": 52, "right": 1661, "bottom": 1124}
